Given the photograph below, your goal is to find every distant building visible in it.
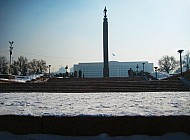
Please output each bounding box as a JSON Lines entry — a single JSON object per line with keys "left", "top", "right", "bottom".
{"left": 70, "top": 67, "right": 74, "bottom": 73}
{"left": 57, "top": 67, "right": 66, "bottom": 73}
{"left": 74, "top": 61, "right": 154, "bottom": 78}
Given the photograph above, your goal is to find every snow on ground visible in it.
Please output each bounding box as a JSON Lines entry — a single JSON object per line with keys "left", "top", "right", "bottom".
{"left": 0, "top": 74, "right": 44, "bottom": 83}
{"left": 0, "top": 92, "right": 189, "bottom": 116}
{"left": 150, "top": 72, "right": 171, "bottom": 80}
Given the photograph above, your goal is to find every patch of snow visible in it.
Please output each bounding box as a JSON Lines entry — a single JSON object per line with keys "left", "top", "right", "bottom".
{"left": 150, "top": 72, "right": 171, "bottom": 80}
{"left": 0, "top": 92, "right": 189, "bottom": 116}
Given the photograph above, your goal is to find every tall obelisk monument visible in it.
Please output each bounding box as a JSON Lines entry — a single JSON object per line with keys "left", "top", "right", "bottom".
{"left": 103, "top": 7, "right": 109, "bottom": 78}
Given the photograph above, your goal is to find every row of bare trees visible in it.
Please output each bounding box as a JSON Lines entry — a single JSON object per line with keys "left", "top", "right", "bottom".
{"left": 0, "top": 56, "right": 47, "bottom": 75}
{"left": 1, "top": 51, "right": 190, "bottom": 75}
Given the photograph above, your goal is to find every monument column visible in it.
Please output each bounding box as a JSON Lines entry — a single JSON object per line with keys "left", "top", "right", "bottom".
{"left": 103, "top": 7, "right": 109, "bottom": 78}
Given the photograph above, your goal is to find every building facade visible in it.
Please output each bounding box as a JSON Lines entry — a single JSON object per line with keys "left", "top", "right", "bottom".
{"left": 74, "top": 61, "right": 154, "bottom": 78}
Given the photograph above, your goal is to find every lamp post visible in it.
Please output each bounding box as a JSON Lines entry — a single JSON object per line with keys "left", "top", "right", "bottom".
{"left": 48, "top": 65, "right": 51, "bottom": 77}
{"left": 9, "top": 41, "right": 14, "bottom": 74}
{"left": 136, "top": 64, "right": 139, "bottom": 77}
{"left": 65, "top": 65, "right": 68, "bottom": 73}
{"left": 142, "top": 63, "right": 145, "bottom": 72}
{"left": 65, "top": 65, "right": 68, "bottom": 77}
{"left": 177, "top": 49, "right": 184, "bottom": 77}
{"left": 136, "top": 64, "right": 139, "bottom": 72}
{"left": 154, "top": 67, "right": 158, "bottom": 80}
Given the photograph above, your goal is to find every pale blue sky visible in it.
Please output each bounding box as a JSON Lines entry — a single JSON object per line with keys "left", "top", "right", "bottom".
{"left": 0, "top": 0, "right": 190, "bottom": 71}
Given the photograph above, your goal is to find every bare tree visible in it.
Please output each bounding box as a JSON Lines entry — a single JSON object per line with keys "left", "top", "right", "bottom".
{"left": 16, "top": 56, "right": 28, "bottom": 75}
{"left": 28, "top": 59, "right": 47, "bottom": 74}
{"left": 12, "top": 60, "right": 19, "bottom": 75}
{"left": 183, "top": 51, "right": 190, "bottom": 71}
{"left": 38, "top": 59, "right": 47, "bottom": 73}
{"left": 7, "top": 56, "right": 47, "bottom": 75}
{"left": 28, "top": 59, "right": 38, "bottom": 74}
{"left": 158, "top": 55, "right": 179, "bottom": 74}
{"left": 0, "top": 56, "right": 8, "bottom": 74}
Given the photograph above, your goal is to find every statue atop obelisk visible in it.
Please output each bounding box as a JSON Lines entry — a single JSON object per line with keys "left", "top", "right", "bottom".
{"left": 103, "top": 7, "right": 109, "bottom": 78}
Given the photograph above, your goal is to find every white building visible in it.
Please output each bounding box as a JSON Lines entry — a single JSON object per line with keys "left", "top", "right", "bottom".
{"left": 58, "top": 67, "right": 66, "bottom": 73}
{"left": 74, "top": 61, "right": 154, "bottom": 78}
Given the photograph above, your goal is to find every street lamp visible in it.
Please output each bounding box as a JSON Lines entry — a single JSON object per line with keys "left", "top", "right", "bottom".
{"left": 65, "top": 65, "right": 68, "bottom": 73}
{"left": 65, "top": 65, "right": 68, "bottom": 77}
{"left": 154, "top": 67, "right": 158, "bottom": 80}
{"left": 136, "top": 64, "right": 139, "bottom": 72}
{"left": 136, "top": 64, "right": 139, "bottom": 77}
{"left": 177, "top": 49, "right": 184, "bottom": 76}
{"left": 48, "top": 65, "right": 51, "bottom": 77}
{"left": 9, "top": 41, "right": 14, "bottom": 74}
{"left": 142, "top": 63, "right": 145, "bottom": 72}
